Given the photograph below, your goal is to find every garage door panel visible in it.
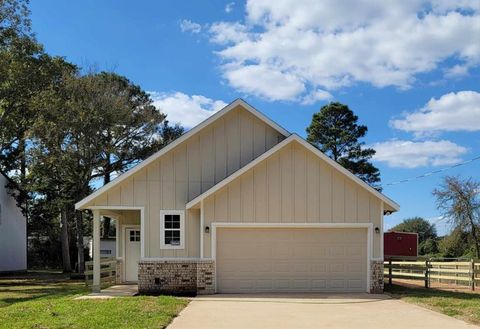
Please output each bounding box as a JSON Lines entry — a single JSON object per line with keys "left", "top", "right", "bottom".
{"left": 328, "top": 246, "right": 346, "bottom": 257}
{"left": 330, "top": 263, "right": 346, "bottom": 273}
{"left": 293, "top": 262, "right": 310, "bottom": 273}
{"left": 348, "top": 279, "right": 363, "bottom": 289}
{"left": 272, "top": 262, "right": 291, "bottom": 273}
{"left": 292, "top": 279, "right": 310, "bottom": 289}
{"left": 345, "top": 230, "right": 365, "bottom": 239}
{"left": 293, "top": 246, "right": 316, "bottom": 259}
{"left": 271, "top": 245, "right": 292, "bottom": 259}
{"left": 311, "top": 263, "right": 327, "bottom": 273}
{"left": 273, "top": 279, "right": 290, "bottom": 289}
{"left": 348, "top": 262, "right": 363, "bottom": 273}
{"left": 216, "top": 227, "right": 367, "bottom": 293}
{"left": 312, "top": 279, "right": 327, "bottom": 289}
{"left": 346, "top": 245, "right": 363, "bottom": 257}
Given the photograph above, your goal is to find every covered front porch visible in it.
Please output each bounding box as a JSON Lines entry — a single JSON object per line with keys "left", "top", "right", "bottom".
{"left": 89, "top": 206, "right": 144, "bottom": 293}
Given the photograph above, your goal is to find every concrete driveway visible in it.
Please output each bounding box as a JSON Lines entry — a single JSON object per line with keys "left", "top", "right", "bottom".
{"left": 168, "top": 293, "right": 478, "bottom": 329}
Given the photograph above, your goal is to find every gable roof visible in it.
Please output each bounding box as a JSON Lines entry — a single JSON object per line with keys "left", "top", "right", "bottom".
{"left": 75, "top": 99, "right": 290, "bottom": 210}
{"left": 186, "top": 134, "right": 399, "bottom": 212}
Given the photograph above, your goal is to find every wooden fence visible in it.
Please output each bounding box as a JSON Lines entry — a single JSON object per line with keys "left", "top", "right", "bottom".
{"left": 384, "top": 259, "right": 480, "bottom": 290}
{"left": 85, "top": 257, "right": 117, "bottom": 287}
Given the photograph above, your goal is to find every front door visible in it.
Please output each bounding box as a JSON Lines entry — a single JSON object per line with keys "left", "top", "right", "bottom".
{"left": 125, "top": 227, "right": 141, "bottom": 282}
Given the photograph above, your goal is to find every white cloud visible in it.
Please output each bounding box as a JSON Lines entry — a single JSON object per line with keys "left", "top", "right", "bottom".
{"left": 209, "top": 22, "right": 249, "bottom": 44}
{"left": 224, "top": 64, "right": 305, "bottom": 101}
{"left": 180, "top": 19, "right": 202, "bottom": 33}
{"left": 391, "top": 91, "right": 480, "bottom": 135}
{"left": 444, "top": 64, "right": 470, "bottom": 78}
{"left": 301, "top": 89, "right": 333, "bottom": 105}
{"left": 372, "top": 139, "right": 467, "bottom": 168}
{"left": 150, "top": 92, "right": 227, "bottom": 128}
{"left": 207, "top": 1, "right": 480, "bottom": 102}
{"left": 225, "top": 2, "right": 235, "bottom": 13}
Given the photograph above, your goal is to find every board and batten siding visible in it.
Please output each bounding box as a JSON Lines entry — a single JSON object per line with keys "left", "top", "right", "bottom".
{"left": 87, "top": 106, "right": 285, "bottom": 258}
{"left": 203, "top": 140, "right": 383, "bottom": 258}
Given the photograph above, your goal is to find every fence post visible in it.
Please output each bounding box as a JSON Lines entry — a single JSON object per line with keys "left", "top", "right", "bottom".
{"left": 388, "top": 259, "right": 392, "bottom": 285}
{"left": 455, "top": 264, "right": 458, "bottom": 286}
{"left": 471, "top": 259, "right": 475, "bottom": 291}
{"left": 424, "top": 259, "right": 429, "bottom": 288}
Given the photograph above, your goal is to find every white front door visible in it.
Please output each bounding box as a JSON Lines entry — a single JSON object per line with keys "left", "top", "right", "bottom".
{"left": 125, "top": 227, "right": 141, "bottom": 282}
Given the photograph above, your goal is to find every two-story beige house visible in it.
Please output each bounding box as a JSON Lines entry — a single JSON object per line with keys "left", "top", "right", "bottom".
{"left": 76, "top": 99, "right": 399, "bottom": 294}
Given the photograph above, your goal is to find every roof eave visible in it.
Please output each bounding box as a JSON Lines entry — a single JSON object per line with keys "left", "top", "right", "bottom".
{"left": 186, "top": 134, "right": 400, "bottom": 212}
{"left": 75, "top": 98, "right": 290, "bottom": 210}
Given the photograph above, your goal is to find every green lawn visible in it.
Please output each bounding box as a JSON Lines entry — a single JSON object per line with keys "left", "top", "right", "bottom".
{"left": 386, "top": 284, "right": 480, "bottom": 325}
{"left": 0, "top": 271, "right": 187, "bottom": 329}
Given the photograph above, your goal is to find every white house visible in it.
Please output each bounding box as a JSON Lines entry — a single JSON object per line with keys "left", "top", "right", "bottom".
{"left": 0, "top": 172, "right": 27, "bottom": 273}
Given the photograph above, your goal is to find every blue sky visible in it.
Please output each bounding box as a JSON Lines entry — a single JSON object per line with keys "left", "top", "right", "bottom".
{"left": 30, "top": 1, "right": 480, "bottom": 235}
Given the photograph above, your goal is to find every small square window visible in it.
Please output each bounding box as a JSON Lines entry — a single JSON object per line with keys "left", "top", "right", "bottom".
{"left": 129, "top": 230, "right": 140, "bottom": 242}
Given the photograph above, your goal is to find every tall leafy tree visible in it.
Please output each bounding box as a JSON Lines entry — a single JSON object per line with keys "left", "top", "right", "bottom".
{"left": 0, "top": 0, "right": 31, "bottom": 46}
{"left": 0, "top": 0, "right": 80, "bottom": 272}
{"left": 306, "top": 102, "right": 380, "bottom": 188}
{"left": 0, "top": 1, "right": 185, "bottom": 273}
{"left": 433, "top": 176, "right": 480, "bottom": 258}
{"left": 1, "top": 0, "right": 34, "bottom": 175}
{"left": 80, "top": 72, "right": 184, "bottom": 238}
{"left": 0, "top": 0, "right": 76, "bottom": 214}
{"left": 30, "top": 71, "right": 182, "bottom": 272}
{"left": 438, "top": 228, "right": 470, "bottom": 258}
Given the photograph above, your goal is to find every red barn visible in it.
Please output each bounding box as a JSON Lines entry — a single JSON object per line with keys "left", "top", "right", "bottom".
{"left": 384, "top": 231, "right": 418, "bottom": 259}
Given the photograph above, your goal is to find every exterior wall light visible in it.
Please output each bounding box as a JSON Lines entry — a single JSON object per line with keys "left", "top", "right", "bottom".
{"left": 375, "top": 227, "right": 380, "bottom": 234}
{"left": 205, "top": 226, "right": 210, "bottom": 234}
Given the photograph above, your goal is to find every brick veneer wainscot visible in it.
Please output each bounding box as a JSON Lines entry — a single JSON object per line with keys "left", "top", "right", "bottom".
{"left": 370, "top": 260, "right": 384, "bottom": 293}
{"left": 138, "top": 259, "right": 215, "bottom": 295}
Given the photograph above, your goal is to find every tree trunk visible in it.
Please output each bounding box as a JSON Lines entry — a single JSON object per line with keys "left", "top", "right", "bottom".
{"left": 18, "top": 137, "right": 29, "bottom": 218}
{"left": 102, "top": 156, "right": 111, "bottom": 238}
{"left": 75, "top": 210, "right": 85, "bottom": 274}
{"left": 19, "top": 138, "right": 26, "bottom": 185}
{"left": 103, "top": 218, "right": 111, "bottom": 238}
{"left": 60, "top": 207, "right": 72, "bottom": 272}
{"left": 469, "top": 216, "right": 480, "bottom": 259}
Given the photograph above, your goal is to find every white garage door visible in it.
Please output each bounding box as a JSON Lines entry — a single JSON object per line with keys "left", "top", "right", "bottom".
{"left": 216, "top": 227, "right": 368, "bottom": 293}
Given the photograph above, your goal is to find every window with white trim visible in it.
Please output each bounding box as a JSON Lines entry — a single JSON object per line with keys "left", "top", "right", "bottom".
{"left": 160, "top": 210, "right": 185, "bottom": 249}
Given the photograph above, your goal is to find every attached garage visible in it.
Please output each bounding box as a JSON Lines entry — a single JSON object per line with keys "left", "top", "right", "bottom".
{"left": 190, "top": 135, "right": 398, "bottom": 294}
{"left": 215, "top": 226, "right": 370, "bottom": 293}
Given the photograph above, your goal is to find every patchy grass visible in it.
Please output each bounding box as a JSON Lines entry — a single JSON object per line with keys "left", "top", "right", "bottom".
{"left": 386, "top": 284, "right": 480, "bottom": 325}
{"left": 0, "top": 271, "right": 187, "bottom": 329}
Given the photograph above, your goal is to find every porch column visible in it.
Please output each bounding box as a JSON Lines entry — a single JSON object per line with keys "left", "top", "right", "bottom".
{"left": 92, "top": 210, "right": 101, "bottom": 292}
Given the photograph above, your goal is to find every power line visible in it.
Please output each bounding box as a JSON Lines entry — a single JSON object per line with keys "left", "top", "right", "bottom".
{"left": 382, "top": 154, "right": 480, "bottom": 187}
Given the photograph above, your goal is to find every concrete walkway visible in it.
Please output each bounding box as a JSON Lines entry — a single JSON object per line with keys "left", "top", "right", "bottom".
{"left": 168, "top": 293, "right": 478, "bottom": 329}
{"left": 75, "top": 284, "right": 138, "bottom": 299}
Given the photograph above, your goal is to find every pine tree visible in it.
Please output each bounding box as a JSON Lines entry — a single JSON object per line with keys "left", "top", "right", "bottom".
{"left": 306, "top": 102, "right": 381, "bottom": 188}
